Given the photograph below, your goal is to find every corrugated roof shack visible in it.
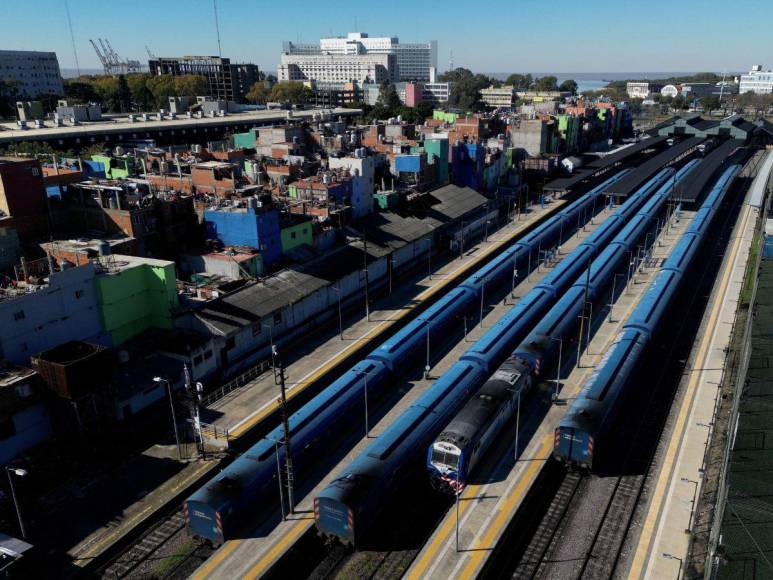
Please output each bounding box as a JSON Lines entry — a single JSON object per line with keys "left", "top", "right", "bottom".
{"left": 181, "top": 185, "right": 490, "bottom": 377}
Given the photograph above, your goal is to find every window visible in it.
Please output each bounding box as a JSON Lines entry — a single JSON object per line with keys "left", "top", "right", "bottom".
{"left": 273, "top": 312, "right": 282, "bottom": 325}
{"left": 13, "top": 310, "right": 25, "bottom": 321}
{"left": 193, "top": 354, "right": 203, "bottom": 366}
{"left": 225, "top": 336, "right": 236, "bottom": 350}
{"left": 252, "top": 324, "right": 261, "bottom": 337}
{"left": 75, "top": 290, "right": 84, "bottom": 299}
{"left": 291, "top": 232, "right": 297, "bottom": 239}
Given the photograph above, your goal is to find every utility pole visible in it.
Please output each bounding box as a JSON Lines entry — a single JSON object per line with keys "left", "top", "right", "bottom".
{"left": 577, "top": 257, "right": 592, "bottom": 366}
{"left": 274, "top": 348, "right": 295, "bottom": 514}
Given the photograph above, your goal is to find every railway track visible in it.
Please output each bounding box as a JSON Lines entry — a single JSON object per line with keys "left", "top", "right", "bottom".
{"left": 504, "top": 164, "right": 749, "bottom": 580}
{"left": 102, "top": 511, "right": 188, "bottom": 578}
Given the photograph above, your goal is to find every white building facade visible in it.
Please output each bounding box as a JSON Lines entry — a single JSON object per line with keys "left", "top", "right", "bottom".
{"left": 282, "top": 32, "right": 437, "bottom": 82}
{"left": 480, "top": 85, "right": 516, "bottom": 108}
{"left": 278, "top": 53, "right": 395, "bottom": 84}
{"left": 0, "top": 50, "right": 63, "bottom": 98}
{"left": 739, "top": 65, "right": 773, "bottom": 95}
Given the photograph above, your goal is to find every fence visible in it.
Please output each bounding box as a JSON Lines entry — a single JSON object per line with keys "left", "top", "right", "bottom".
{"left": 200, "top": 358, "right": 273, "bottom": 408}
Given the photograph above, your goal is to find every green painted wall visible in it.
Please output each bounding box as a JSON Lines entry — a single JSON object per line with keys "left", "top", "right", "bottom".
{"left": 95, "top": 258, "right": 179, "bottom": 346}
{"left": 424, "top": 139, "right": 449, "bottom": 184}
{"left": 234, "top": 129, "right": 257, "bottom": 149}
{"left": 91, "top": 155, "right": 135, "bottom": 180}
{"left": 287, "top": 184, "right": 298, "bottom": 199}
{"left": 280, "top": 220, "right": 312, "bottom": 252}
{"left": 433, "top": 110, "right": 460, "bottom": 123}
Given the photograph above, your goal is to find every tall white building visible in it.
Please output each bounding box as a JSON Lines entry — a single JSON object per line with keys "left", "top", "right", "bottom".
{"left": 278, "top": 53, "right": 395, "bottom": 84}
{"left": 739, "top": 65, "right": 773, "bottom": 95}
{"left": 281, "top": 32, "right": 437, "bottom": 82}
{"left": 0, "top": 50, "right": 63, "bottom": 97}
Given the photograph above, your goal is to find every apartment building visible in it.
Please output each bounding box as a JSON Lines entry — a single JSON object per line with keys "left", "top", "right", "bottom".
{"left": 0, "top": 50, "right": 63, "bottom": 98}
{"left": 281, "top": 32, "right": 437, "bottom": 82}
{"left": 740, "top": 65, "right": 773, "bottom": 95}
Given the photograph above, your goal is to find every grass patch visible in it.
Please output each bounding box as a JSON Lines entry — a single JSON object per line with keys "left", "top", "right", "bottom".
{"left": 151, "top": 538, "right": 196, "bottom": 577}
{"left": 740, "top": 229, "right": 763, "bottom": 307}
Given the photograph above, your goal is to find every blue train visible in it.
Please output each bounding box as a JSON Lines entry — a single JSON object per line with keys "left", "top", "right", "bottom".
{"left": 185, "top": 171, "right": 626, "bottom": 544}
{"left": 554, "top": 163, "right": 741, "bottom": 469}
{"left": 314, "top": 169, "right": 676, "bottom": 546}
{"left": 426, "top": 160, "right": 700, "bottom": 492}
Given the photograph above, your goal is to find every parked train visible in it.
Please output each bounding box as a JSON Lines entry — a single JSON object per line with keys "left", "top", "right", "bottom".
{"left": 554, "top": 163, "right": 741, "bottom": 470}
{"left": 314, "top": 169, "right": 677, "bottom": 546}
{"left": 426, "top": 160, "right": 700, "bottom": 492}
{"left": 185, "top": 172, "right": 625, "bottom": 544}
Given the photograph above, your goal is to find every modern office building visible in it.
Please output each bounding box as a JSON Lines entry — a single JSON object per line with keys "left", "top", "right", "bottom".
{"left": 480, "top": 85, "right": 516, "bottom": 108}
{"left": 148, "top": 56, "right": 259, "bottom": 102}
{"left": 626, "top": 81, "right": 664, "bottom": 99}
{"left": 0, "top": 50, "right": 63, "bottom": 98}
{"left": 739, "top": 65, "right": 773, "bottom": 95}
{"left": 278, "top": 53, "right": 395, "bottom": 85}
{"left": 281, "top": 32, "right": 437, "bottom": 82}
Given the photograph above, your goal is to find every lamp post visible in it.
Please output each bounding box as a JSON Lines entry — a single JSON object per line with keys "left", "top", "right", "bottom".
{"left": 551, "top": 337, "right": 563, "bottom": 400}
{"left": 511, "top": 255, "right": 518, "bottom": 299}
{"left": 332, "top": 284, "right": 343, "bottom": 340}
{"left": 262, "top": 322, "right": 275, "bottom": 365}
{"left": 681, "top": 477, "right": 699, "bottom": 534}
{"left": 274, "top": 440, "right": 285, "bottom": 521}
{"left": 5, "top": 467, "right": 28, "bottom": 540}
{"left": 425, "top": 321, "right": 432, "bottom": 379}
{"left": 154, "top": 376, "right": 182, "bottom": 459}
{"left": 455, "top": 467, "right": 461, "bottom": 553}
{"left": 508, "top": 387, "right": 522, "bottom": 460}
{"left": 662, "top": 552, "right": 683, "bottom": 579}
{"left": 609, "top": 273, "right": 624, "bottom": 322}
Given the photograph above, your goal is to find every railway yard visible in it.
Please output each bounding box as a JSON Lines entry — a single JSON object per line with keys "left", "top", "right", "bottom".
{"left": 92, "top": 138, "right": 773, "bottom": 580}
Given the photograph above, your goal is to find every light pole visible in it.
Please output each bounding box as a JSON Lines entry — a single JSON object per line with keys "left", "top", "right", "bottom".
{"left": 274, "top": 440, "right": 285, "bottom": 520}
{"left": 5, "top": 467, "right": 28, "bottom": 540}
{"left": 262, "top": 322, "right": 275, "bottom": 365}
{"left": 425, "top": 322, "right": 432, "bottom": 379}
{"left": 662, "top": 552, "right": 683, "bottom": 579}
{"left": 508, "top": 387, "right": 522, "bottom": 460}
{"left": 609, "top": 273, "right": 624, "bottom": 322}
{"left": 511, "top": 255, "right": 518, "bottom": 299}
{"left": 154, "top": 376, "right": 182, "bottom": 459}
{"left": 455, "top": 467, "right": 461, "bottom": 553}
{"left": 551, "top": 338, "right": 563, "bottom": 400}
{"left": 681, "top": 477, "right": 699, "bottom": 534}
{"left": 480, "top": 278, "right": 487, "bottom": 328}
{"left": 332, "top": 284, "right": 343, "bottom": 340}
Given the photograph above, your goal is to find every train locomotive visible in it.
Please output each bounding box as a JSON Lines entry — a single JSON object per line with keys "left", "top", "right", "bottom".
{"left": 313, "top": 169, "right": 684, "bottom": 546}
{"left": 426, "top": 161, "right": 701, "bottom": 492}
{"left": 186, "top": 171, "right": 626, "bottom": 544}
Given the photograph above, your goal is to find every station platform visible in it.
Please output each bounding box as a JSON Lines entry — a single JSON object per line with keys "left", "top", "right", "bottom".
{"left": 191, "top": 201, "right": 613, "bottom": 579}
{"left": 406, "top": 208, "right": 694, "bottom": 580}
{"left": 200, "top": 198, "right": 565, "bottom": 442}
{"left": 625, "top": 181, "right": 761, "bottom": 578}
{"left": 59, "top": 197, "right": 567, "bottom": 572}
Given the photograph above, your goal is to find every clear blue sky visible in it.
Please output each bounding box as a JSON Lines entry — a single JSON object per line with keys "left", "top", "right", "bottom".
{"left": 5, "top": 0, "right": 772, "bottom": 74}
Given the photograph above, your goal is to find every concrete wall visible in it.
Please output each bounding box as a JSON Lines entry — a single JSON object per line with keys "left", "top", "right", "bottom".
{"left": 509, "top": 120, "right": 549, "bottom": 156}
{"left": 0, "top": 264, "right": 103, "bottom": 365}
{"left": 0, "top": 403, "right": 52, "bottom": 464}
{"left": 95, "top": 259, "right": 178, "bottom": 346}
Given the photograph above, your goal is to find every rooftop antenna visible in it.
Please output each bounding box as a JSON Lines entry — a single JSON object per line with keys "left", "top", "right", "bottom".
{"left": 64, "top": 0, "right": 81, "bottom": 77}
{"left": 449, "top": 50, "right": 454, "bottom": 72}
{"left": 213, "top": 0, "right": 222, "bottom": 57}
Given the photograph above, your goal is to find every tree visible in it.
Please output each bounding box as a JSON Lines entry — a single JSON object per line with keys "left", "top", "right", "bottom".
{"left": 701, "top": 95, "right": 721, "bottom": 113}
{"left": 0, "top": 79, "right": 18, "bottom": 118}
{"left": 505, "top": 73, "right": 533, "bottom": 90}
{"left": 174, "top": 75, "right": 208, "bottom": 100}
{"left": 415, "top": 101, "right": 435, "bottom": 122}
{"left": 113, "top": 75, "right": 131, "bottom": 113}
{"left": 377, "top": 81, "right": 401, "bottom": 110}
{"left": 559, "top": 79, "right": 578, "bottom": 95}
{"left": 246, "top": 81, "right": 270, "bottom": 104}
{"left": 126, "top": 74, "right": 154, "bottom": 111}
{"left": 269, "top": 81, "right": 313, "bottom": 104}
{"left": 64, "top": 79, "right": 99, "bottom": 103}
{"left": 534, "top": 76, "right": 559, "bottom": 92}
{"left": 672, "top": 94, "right": 686, "bottom": 110}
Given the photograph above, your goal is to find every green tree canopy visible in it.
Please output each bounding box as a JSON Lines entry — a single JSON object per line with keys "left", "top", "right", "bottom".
{"left": 246, "top": 81, "right": 270, "bottom": 104}
{"left": 377, "top": 81, "right": 401, "bottom": 110}
{"left": 534, "top": 76, "right": 559, "bottom": 92}
{"left": 559, "top": 79, "right": 578, "bottom": 95}
{"left": 269, "top": 81, "right": 313, "bottom": 104}
{"left": 505, "top": 74, "right": 533, "bottom": 90}
{"left": 700, "top": 95, "right": 721, "bottom": 112}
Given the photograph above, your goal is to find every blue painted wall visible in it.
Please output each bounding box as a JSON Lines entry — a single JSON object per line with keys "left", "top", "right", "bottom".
{"left": 204, "top": 207, "right": 282, "bottom": 266}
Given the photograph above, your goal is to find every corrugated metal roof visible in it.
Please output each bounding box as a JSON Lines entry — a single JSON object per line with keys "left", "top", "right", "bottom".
{"left": 606, "top": 137, "right": 705, "bottom": 197}
{"left": 195, "top": 185, "right": 489, "bottom": 334}
{"left": 679, "top": 139, "right": 745, "bottom": 203}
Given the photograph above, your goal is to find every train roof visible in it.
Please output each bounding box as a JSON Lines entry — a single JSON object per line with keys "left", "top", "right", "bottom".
{"left": 678, "top": 139, "right": 745, "bottom": 203}
{"left": 605, "top": 137, "right": 704, "bottom": 197}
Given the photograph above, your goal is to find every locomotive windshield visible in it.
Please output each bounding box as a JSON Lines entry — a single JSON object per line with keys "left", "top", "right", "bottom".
{"left": 430, "top": 443, "right": 460, "bottom": 471}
